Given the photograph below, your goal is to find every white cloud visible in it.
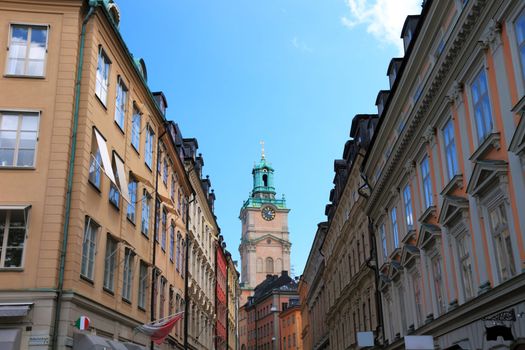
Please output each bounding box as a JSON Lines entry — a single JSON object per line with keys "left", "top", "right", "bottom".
{"left": 341, "top": 0, "right": 422, "bottom": 54}
{"left": 291, "top": 37, "right": 313, "bottom": 53}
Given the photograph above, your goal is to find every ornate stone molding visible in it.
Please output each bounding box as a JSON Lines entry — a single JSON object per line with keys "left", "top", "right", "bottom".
{"left": 479, "top": 19, "right": 502, "bottom": 51}
{"left": 446, "top": 80, "right": 464, "bottom": 105}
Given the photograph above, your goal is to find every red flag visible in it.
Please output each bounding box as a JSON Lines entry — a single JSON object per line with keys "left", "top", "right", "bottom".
{"left": 135, "top": 312, "right": 184, "bottom": 344}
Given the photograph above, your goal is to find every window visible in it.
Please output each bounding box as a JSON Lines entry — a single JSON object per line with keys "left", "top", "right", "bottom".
{"left": 131, "top": 108, "right": 141, "bottom": 151}
{"left": 127, "top": 178, "right": 137, "bottom": 222}
{"left": 176, "top": 233, "right": 181, "bottom": 271}
{"left": 181, "top": 239, "right": 185, "bottom": 277}
{"left": 457, "top": 234, "right": 474, "bottom": 300}
{"left": 95, "top": 47, "right": 110, "bottom": 105}
{"left": 122, "top": 247, "right": 134, "bottom": 301}
{"left": 163, "top": 158, "right": 168, "bottom": 185}
{"left": 161, "top": 207, "right": 167, "bottom": 251}
{"left": 145, "top": 125, "right": 154, "bottom": 169}
{"left": 266, "top": 257, "right": 274, "bottom": 273}
{"left": 421, "top": 156, "right": 433, "bottom": 208}
{"left": 141, "top": 190, "right": 151, "bottom": 236}
{"left": 379, "top": 224, "right": 387, "bottom": 260}
{"left": 471, "top": 69, "right": 493, "bottom": 142}
{"left": 138, "top": 261, "right": 148, "bottom": 309}
{"left": 6, "top": 24, "right": 47, "bottom": 76}
{"left": 103, "top": 236, "right": 118, "bottom": 292}
{"left": 89, "top": 139, "right": 102, "bottom": 188}
{"left": 391, "top": 207, "right": 399, "bottom": 249}
{"left": 0, "top": 111, "right": 39, "bottom": 167}
{"left": 0, "top": 207, "right": 29, "bottom": 268}
{"left": 169, "top": 223, "right": 175, "bottom": 262}
{"left": 431, "top": 255, "right": 446, "bottom": 315}
{"left": 114, "top": 77, "right": 127, "bottom": 130}
{"left": 411, "top": 272, "right": 423, "bottom": 327}
{"left": 442, "top": 119, "right": 459, "bottom": 180}
{"left": 403, "top": 185, "right": 413, "bottom": 229}
{"left": 489, "top": 202, "right": 516, "bottom": 282}
{"left": 159, "top": 276, "right": 166, "bottom": 318}
{"left": 170, "top": 174, "right": 177, "bottom": 201}
{"left": 109, "top": 157, "right": 120, "bottom": 208}
{"left": 81, "top": 217, "right": 99, "bottom": 280}
{"left": 89, "top": 128, "right": 116, "bottom": 190}
{"left": 515, "top": 9, "right": 525, "bottom": 81}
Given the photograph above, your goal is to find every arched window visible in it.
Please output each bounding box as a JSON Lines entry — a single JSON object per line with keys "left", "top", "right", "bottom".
{"left": 266, "top": 257, "right": 274, "bottom": 273}
{"left": 262, "top": 174, "right": 268, "bottom": 186}
{"left": 256, "top": 258, "right": 263, "bottom": 273}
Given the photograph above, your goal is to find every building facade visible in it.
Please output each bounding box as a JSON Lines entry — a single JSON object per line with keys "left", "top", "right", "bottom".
{"left": 244, "top": 272, "right": 299, "bottom": 350}
{"left": 360, "top": 0, "right": 525, "bottom": 349}
{"left": 299, "top": 223, "right": 329, "bottom": 350}
{"left": 227, "top": 252, "right": 241, "bottom": 350}
{"left": 279, "top": 299, "right": 302, "bottom": 350}
{"left": 322, "top": 115, "right": 380, "bottom": 350}
{"left": 184, "top": 140, "right": 218, "bottom": 350}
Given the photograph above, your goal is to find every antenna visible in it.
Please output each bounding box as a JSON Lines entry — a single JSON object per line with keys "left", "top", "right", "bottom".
{"left": 260, "top": 140, "right": 265, "bottom": 160}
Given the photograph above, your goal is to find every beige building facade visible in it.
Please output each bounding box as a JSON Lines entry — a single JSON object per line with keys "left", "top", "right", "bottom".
{"left": 0, "top": 1, "right": 194, "bottom": 349}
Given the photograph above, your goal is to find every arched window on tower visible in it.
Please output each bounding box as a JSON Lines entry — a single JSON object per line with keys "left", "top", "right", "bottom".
{"left": 266, "top": 257, "right": 274, "bottom": 273}
{"left": 262, "top": 174, "right": 268, "bottom": 187}
{"left": 256, "top": 258, "right": 263, "bottom": 273}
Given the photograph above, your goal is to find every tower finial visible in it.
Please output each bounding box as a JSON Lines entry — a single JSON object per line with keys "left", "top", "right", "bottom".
{"left": 260, "top": 140, "right": 265, "bottom": 160}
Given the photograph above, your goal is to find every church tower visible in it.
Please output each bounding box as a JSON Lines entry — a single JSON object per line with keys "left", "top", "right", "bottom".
{"left": 239, "top": 147, "right": 291, "bottom": 289}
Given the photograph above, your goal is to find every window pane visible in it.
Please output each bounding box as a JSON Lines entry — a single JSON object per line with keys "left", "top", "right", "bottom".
{"left": 0, "top": 131, "right": 17, "bottom": 148}
{"left": 4, "top": 248, "right": 23, "bottom": 267}
{"left": 30, "top": 27, "right": 47, "bottom": 46}
{"left": 16, "top": 149, "right": 34, "bottom": 167}
{"left": 11, "top": 26, "right": 28, "bottom": 43}
{"left": 21, "top": 115, "right": 38, "bottom": 131}
{"left": 1, "top": 115, "right": 19, "bottom": 130}
{"left": 27, "top": 60, "right": 44, "bottom": 76}
{"left": 0, "top": 149, "right": 14, "bottom": 166}
{"left": 19, "top": 131, "right": 37, "bottom": 148}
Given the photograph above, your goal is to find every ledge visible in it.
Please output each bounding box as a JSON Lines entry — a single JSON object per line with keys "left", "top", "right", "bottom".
{"left": 469, "top": 132, "right": 500, "bottom": 161}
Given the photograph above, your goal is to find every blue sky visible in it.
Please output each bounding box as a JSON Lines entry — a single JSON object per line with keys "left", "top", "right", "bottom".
{"left": 117, "top": 0, "right": 421, "bottom": 276}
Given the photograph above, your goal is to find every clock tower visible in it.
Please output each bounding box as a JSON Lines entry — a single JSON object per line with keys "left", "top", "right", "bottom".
{"left": 239, "top": 150, "right": 291, "bottom": 289}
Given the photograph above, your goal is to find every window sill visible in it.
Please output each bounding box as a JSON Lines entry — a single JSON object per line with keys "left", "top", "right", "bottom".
{"left": 418, "top": 205, "right": 436, "bottom": 223}
{"left": 109, "top": 198, "right": 120, "bottom": 211}
{"left": 122, "top": 297, "right": 132, "bottom": 305}
{"left": 114, "top": 120, "right": 125, "bottom": 135}
{"left": 131, "top": 144, "right": 140, "bottom": 156}
{"left": 95, "top": 93, "right": 108, "bottom": 110}
{"left": 4, "top": 73, "right": 45, "bottom": 79}
{"left": 0, "top": 166, "right": 36, "bottom": 170}
{"left": 138, "top": 306, "right": 146, "bottom": 312}
{"left": 141, "top": 231, "right": 149, "bottom": 240}
{"left": 80, "top": 274, "right": 94, "bottom": 285}
{"left": 0, "top": 267, "right": 24, "bottom": 271}
{"left": 126, "top": 216, "right": 136, "bottom": 226}
{"left": 103, "top": 287, "right": 115, "bottom": 296}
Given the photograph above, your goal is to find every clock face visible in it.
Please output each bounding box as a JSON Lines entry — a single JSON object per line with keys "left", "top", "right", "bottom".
{"left": 261, "top": 206, "right": 276, "bottom": 221}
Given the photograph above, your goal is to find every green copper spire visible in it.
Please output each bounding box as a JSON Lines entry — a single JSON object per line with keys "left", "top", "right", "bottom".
{"left": 241, "top": 144, "right": 286, "bottom": 210}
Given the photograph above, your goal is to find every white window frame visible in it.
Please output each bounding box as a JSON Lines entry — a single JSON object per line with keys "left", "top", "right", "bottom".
{"left": 131, "top": 107, "right": 141, "bottom": 152}
{"left": 6, "top": 23, "right": 49, "bottom": 77}
{"left": 442, "top": 118, "right": 459, "bottom": 181}
{"left": 429, "top": 251, "right": 446, "bottom": 316}
{"left": 469, "top": 67, "right": 494, "bottom": 144}
{"left": 455, "top": 230, "right": 475, "bottom": 301}
{"left": 122, "top": 247, "right": 134, "bottom": 301}
{"left": 420, "top": 156, "right": 433, "bottom": 209}
{"left": 114, "top": 76, "right": 127, "bottom": 131}
{"left": 138, "top": 261, "right": 148, "bottom": 309}
{"left": 0, "top": 110, "right": 40, "bottom": 168}
{"left": 81, "top": 216, "right": 99, "bottom": 280}
{"left": 0, "top": 206, "right": 30, "bottom": 269}
{"left": 95, "top": 46, "right": 111, "bottom": 105}
{"left": 402, "top": 184, "right": 414, "bottom": 230}
{"left": 103, "top": 236, "right": 118, "bottom": 292}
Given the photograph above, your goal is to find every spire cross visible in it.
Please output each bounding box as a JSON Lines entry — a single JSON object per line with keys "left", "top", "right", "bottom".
{"left": 260, "top": 140, "right": 265, "bottom": 160}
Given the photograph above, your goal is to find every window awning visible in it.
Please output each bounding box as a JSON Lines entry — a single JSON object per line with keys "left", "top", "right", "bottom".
{"left": 73, "top": 333, "right": 146, "bottom": 350}
{"left": 114, "top": 155, "right": 130, "bottom": 203}
{"left": 0, "top": 303, "right": 32, "bottom": 317}
{"left": 130, "top": 171, "right": 154, "bottom": 189}
{"left": 0, "top": 329, "right": 21, "bottom": 350}
{"left": 94, "top": 128, "right": 116, "bottom": 184}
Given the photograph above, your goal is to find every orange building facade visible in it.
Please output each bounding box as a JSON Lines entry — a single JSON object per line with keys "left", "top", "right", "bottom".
{"left": 279, "top": 301, "right": 302, "bottom": 350}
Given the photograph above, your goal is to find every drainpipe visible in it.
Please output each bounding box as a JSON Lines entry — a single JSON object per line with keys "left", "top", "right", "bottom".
{"left": 52, "top": 3, "right": 96, "bottom": 349}
{"left": 150, "top": 127, "right": 167, "bottom": 350}
{"left": 184, "top": 190, "right": 196, "bottom": 349}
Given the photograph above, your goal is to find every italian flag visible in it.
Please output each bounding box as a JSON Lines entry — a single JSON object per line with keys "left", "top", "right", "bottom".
{"left": 135, "top": 312, "right": 184, "bottom": 345}
{"left": 75, "top": 316, "right": 90, "bottom": 330}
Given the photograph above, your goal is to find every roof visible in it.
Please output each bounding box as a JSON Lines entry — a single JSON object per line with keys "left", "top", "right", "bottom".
{"left": 247, "top": 272, "right": 298, "bottom": 306}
